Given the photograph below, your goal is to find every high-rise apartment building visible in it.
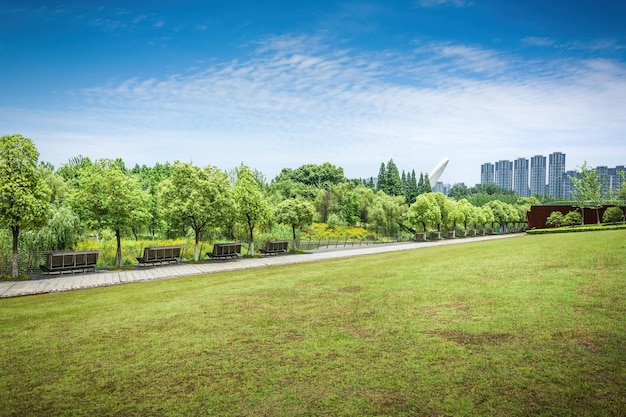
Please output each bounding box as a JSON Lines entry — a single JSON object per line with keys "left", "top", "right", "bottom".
{"left": 514, "top": 157, "right": 529, "bottom": 197}
{"left": 563, "top": 170, "right": 578, "bottom": 199}
{"left": 495, "top": 160, "right": 513, "bottom": 191}
{"left": 548, "top": 152, "right": 566, "bottom": 198}
{"left": 529, "top": 155, "right": 546, "bottom": 197}
{"left": 480, "top": 163, "right": 494, "bottom": 185}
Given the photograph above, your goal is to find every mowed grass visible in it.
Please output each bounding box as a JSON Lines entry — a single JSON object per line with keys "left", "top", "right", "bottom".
{"left": 1, "top": 231, "right": 625, "bottom": 417}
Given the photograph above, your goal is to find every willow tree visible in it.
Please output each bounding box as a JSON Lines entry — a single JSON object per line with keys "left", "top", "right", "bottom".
{"left": 160, "top": 162, "right": 233, "bottom": 261}
{"left": 0, "top": 134, "right": 51, "bottom": 277}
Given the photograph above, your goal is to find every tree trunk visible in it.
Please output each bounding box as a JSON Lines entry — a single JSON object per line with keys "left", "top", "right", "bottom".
{"left": 11, "top": 226, "right": 19, "bottom": 278}
{"left": 194, "top": 229, "right": 200, "bottom": 261}
{"left": 115, "top": 229, "right": 123, "bottom": 267}
{"left": 595, "top": 208, "right": 600, "bottom": 225}
{"left": 249, "top": 223, "right": 255, "bottom": 256}
{"left": 292, "top": 225, "right": 298, "bottom": 251}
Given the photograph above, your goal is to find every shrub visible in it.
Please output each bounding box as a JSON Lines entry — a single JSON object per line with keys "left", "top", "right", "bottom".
{"left": 562, "top": 211, "right": 582, "bottom": 226}
{"left": 546, "top": 211, "right": 564, "bottom": 228}
{"left": 602, "top": 206, "right": 624, "bottom": 224}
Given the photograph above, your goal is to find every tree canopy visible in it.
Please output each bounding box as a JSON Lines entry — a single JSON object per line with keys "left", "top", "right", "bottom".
{"left": 0, "top": 134, "right": 51, "bottom": 276}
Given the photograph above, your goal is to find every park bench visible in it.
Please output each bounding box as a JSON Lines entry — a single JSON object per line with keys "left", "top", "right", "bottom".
{"left": 40, "top": 250, "right": 101, "bottom": 275}
{"left": 136, "top": 245, "right": 184, "bottom": 266}
{"left": 207, "top": 243, "right": 242, "bottom": 260}
{"left": 260, "top": 240, "right": 289, "bottom": 255}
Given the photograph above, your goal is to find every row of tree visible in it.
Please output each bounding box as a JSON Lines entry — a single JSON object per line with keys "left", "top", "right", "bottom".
{"left": 3, "top": 133, "right": 624, "bottom": 277}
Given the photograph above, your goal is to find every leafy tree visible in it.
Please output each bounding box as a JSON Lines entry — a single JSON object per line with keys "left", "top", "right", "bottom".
{"left": 570, "top": 162, "right": 604, "bottom": 225}
{"left": 56, "top": 155, "right": 93, "bottom": 187}
{"left": 368, "top": 191, "right": 407, "bottom": 236}
{"left": 448, "top": 183, "right": 470, "bottom": 200}
{"left": 0, "top": 134, "right": 51, "bottom": 277}
{"left": 331, "top": 183, "right": 360, "bottom": 225}
{"left": 273, "top": 162, "right": 344, "bottom": 188}
{"left": 456, "top": 198, "right": 476, "bottom": 231}
{"left": 602, "top": 207, "right": 624, "bottom": 224}
{"left": 431, "top": 192, "right": 454, "bottom": 232}
{"left": 274, "top": 198, "right": 315, "bottom": 250}
{"left": 408, "top": 193, "right": 441, "bottom": 232}
{"left": 70, "top": 159, "right": 150, "bottom": 267}
{"left": 33, "top": 204, "right": 82, "bottom": 250}
{"left": 160, "top": 162, "right": 233, "bottom": 261}
{"left": 233, "top": 165, "right": 270, "bottom": 256}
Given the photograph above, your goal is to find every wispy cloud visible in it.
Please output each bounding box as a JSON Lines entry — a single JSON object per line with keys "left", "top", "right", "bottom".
{"left": 4, "top": 35, "right": 625, "bottom": 184}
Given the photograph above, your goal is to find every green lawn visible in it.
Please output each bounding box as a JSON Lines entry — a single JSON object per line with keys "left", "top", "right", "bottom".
{"left": 1, "top": 231, "right": 625, "bottom": 416}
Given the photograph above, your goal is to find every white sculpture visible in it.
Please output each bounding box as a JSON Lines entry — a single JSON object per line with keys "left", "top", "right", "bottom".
{"left": 429, "top": 157, "right": 449, "bottom": 187}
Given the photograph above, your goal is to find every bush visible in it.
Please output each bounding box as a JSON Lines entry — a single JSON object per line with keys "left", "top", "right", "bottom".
{"left": 603, "top": 206, "right": 624, "bottom": 224}
{"left": 562, "top": 211, "right": 582, "bottom": 226}
{"left": 546, "top": 211, "right": 564, "bottom": 228}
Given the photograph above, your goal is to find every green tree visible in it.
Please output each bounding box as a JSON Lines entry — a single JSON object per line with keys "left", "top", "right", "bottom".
{"left": 407, "top": 193, "right": 441, "bottom": 232}
{"left": 368, "top": 191, "right": 407, "bottom": 236}
{"left": 273, "top": 162, "right": 345, "bottom": 188}
{"left": 431, "top": 192, "right": 454, "bottom": 232}
{"left": 417, "top": 173, "right": 432, "bottom": 195}
{"left": 376, "top": 163, "right": 387, "bottom": 193}
{"left": 160, "top": 162, "right": 233, "bottom": 261}
{"left": 456, "top": 198, "right": 476, "bottom": 231}
{"left": 233, "top": 165, "right": 270, "bottom": 256}
{"left": 274, "top": 198, "right": 315, "bottom": 250}
{"left": 70, "top": 159, "right": 150, "bottom": 267}
{"left": 384, "top": 159, "right": 403, "bottom": 196}
{"left": 0, "top": 134, "right": 51, "bottom": 277}
{"left": 448, "top": 183, "right": 470, "bottom": 200}
{"left": 570, "top": 162, "right": 604, "bottom": 225}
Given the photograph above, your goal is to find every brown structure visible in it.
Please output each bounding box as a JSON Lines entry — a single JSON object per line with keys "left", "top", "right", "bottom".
{"left": 526, "top": 205, "right": 615, "bottom": 229}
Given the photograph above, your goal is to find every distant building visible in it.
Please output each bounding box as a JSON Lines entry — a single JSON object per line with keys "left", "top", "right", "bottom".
{"left": 433, "top": 181, "right": 449, "bottom": 195}
{"left": 548, "top": 152, "right": 566, "bottom": 198}
{"left": 480, "top": 163, "right": 494, "bottom": 185}
{"left": 495, "top": 160, "right": 513, "bottom": 191}
{"left": 529, "top": 155, "right": 546, "bottom": 197}
{"left": 563, "top": 170, "right": 578, "bottom": 199}
{"left": 514, "top": 157, "right": 530, "bottom": 197}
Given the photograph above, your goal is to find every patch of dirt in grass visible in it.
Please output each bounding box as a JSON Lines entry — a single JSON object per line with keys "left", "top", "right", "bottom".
{"left": 432, "top": 330, "right": 513, "bottom": 347}
{"left": 337, "top": 285, "right": 362, "bottom": 293}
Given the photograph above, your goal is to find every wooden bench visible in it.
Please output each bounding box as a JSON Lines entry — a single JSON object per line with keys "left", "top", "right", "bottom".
{"left": 207, "top": 243, "right": 242, "bottom": 260}
{"left": 40, "top": 250, "right": 101, "bottom": 275}
{"left": 136, "top": 245, "right": 184, "bottom": 266}
{"left": 260, "top": 240, "right": 289, "bottom": 255}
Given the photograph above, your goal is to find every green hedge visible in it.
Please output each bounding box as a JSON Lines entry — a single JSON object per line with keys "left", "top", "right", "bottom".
{"left": 526, "top": 223, "right": 626, "bottom": 235}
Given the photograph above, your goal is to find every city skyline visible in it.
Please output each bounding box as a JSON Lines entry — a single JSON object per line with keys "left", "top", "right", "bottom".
{"left": 1, "top": 1, "right": 625, "bottom": 186}
{"left": 480, "top": 151, "right": 624, "bottom": 198}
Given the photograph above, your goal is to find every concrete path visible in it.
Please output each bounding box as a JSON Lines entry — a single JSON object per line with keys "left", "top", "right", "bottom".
{"left": 0, "top": 234, "right": 523, "bottom": 298}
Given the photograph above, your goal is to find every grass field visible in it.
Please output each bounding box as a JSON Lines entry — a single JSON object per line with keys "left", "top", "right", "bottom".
{"left": 1, "top": 231, "right": 625, "bottom": 416}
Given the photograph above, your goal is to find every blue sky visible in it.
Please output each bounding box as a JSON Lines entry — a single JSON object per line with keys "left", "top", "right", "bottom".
{"left": 1, "top": 0, "right": 625, "bottom": 185}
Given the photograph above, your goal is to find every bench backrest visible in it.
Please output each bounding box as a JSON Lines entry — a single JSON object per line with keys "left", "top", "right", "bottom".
{"left": 213, "top": 243, "right": 242, "bottom": 256}
{"left": 265, "top": 240, "right": 289, "bottom": 251}
{"left": 142, "top": 246, "right": 183, "bottom": 261}
{"left": 45, "top": 251, "right": 100, "bottom": 269}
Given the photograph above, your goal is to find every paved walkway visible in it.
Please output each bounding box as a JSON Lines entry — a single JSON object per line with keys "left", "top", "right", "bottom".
{"left": 0, "top": 234, "right": 523, "bottom": 298}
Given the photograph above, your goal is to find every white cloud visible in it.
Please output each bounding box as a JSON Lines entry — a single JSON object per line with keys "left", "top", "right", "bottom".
{"left": 3, "top": 36, "right": 625, "bottom": 185}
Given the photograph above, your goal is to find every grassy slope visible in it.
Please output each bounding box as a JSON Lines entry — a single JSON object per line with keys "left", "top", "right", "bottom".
{"left": 1, "top": 231, "right": 625, "bottom": 416}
